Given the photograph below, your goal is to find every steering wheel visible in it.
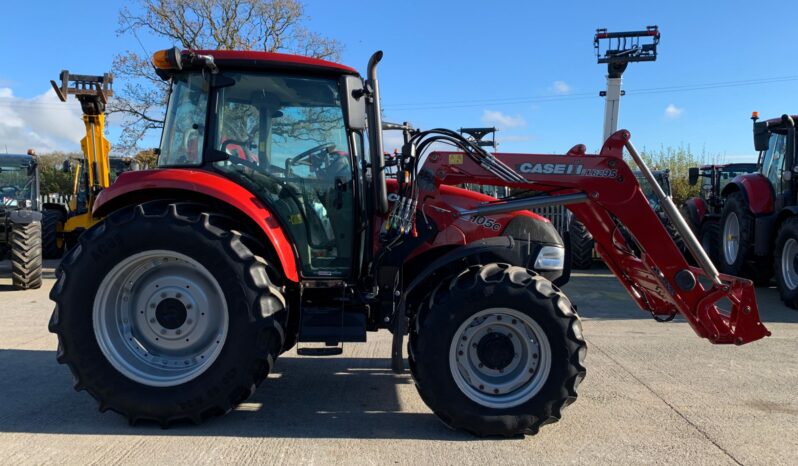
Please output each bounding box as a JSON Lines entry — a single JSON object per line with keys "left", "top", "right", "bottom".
{"left": 220, "top": 139, "right": 255, "bottom": 162}
{"left": 286, "top": 143, "right": 336, "bottom": 176}
{"left": 226, "top": 153, "right": 261, "bottom": 171}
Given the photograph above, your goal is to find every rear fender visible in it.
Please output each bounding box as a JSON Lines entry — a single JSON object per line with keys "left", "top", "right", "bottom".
{"left": 93, "top": 169, "right": 300, "bottom": 282}
{"left": 683, "top": 197, "right": 705, "bottom": 228}
{"left": 721, "top": 173, "right": 774, "bottom": 215}
{"left": 8, "top": 210, "right": 42, "bottom": 224}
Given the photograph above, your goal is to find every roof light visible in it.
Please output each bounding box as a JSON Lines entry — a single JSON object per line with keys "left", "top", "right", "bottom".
{"left": 152, "top": 47, "right": 182, "bottom": 71}
{"left": 751, "top": 111, "right": 759, "bottom": 121}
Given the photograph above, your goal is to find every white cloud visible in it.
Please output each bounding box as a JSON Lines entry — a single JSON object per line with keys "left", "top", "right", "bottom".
{"left": 0, "top": 87, "right": 85, "bottom": 153}
{"left": 664, "top": 104, "right": 684, "bottom": 119}
{"left": 550, "top": 80, "right": 571, "bottom": 95}
{"left": 481, "top": 110, "right": 526, "bottom": 129}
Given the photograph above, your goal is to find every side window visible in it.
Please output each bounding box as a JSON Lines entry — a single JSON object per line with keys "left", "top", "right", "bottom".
{"left": 762, "top": 133, "right": 786, "bottom": 185}
{"left": 218, "top": 99, "right": 260, "bottom": 164}
{"left": 159, "top": 74, "right": 209, "bottom": 166}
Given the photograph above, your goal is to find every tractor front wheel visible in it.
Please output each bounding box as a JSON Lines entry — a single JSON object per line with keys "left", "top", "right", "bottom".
{"left": 720, "top": 192, "right": 771, "bottom": 284}
{"left": 568, "top": 218, "right": 594, "bottom": 270}
{"left": 409, "top": 263, "right": 586, "bottom": 436}
{"left": 699, "top": 220, "right": 720, "bottom": 266}
{"left": 42, "top": 209, "right": 66, "bottom": 259}
{"left": 49, "top": 201, "right": 287, "bottom": 425}
{"left": 774, "top": 218, "right": 798, "bottom": 309}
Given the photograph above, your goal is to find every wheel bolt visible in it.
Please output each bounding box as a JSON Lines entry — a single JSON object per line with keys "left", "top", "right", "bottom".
{"left": 160, "top": 293, "right": 167, "bottom": 299}
{"left": 493, "top": 388, "right": 499, "bottom": 394}
{"left": 176, "top": 329, "right": 182, "bottom": 335}
{"left": 462, "top": 336, "right": 467, "bottom": 341}
{"left": 512, "top": 319, "right": 517, "bottom": 325}
{"left": 528, "top": 368, "right": 534, "bottom": 374}
{"left": 186, "top": 319, "right": 193, "bottom": 325}
{"left": 186, "top": 304, "right": 193, "bottom": 310}
{"left": 478, "top": 363, "right": 483, "bottom": 368}
{"left": 496, "top": 316, "right": 502, "bottom": 321}
{"left": 149, "top": 318, "right": 156, "bottom": 324}
{"left": 161, "top": 329, "right": 166, "bottom": 334}
{"left": 176, "top": 293, "right": 182, "bottom": 299}
{"left": 150, "top": 303, "right": 156, "bottom": 309}
{"left": 458, "top": 351, "right": 463, "bottom": 356}
{"left": 479, "top": 385, "right": 485, "bottom": 390}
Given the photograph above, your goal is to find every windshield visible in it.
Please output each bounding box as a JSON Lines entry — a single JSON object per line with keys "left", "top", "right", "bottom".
{"left": 158, "top": 73, "right": 209, "bottom": 166}
{"left": 0, "top": 164, "right": 34, "bottom": 208}
{"left": 210, "top": 72, "right": 354, "bottom": 278}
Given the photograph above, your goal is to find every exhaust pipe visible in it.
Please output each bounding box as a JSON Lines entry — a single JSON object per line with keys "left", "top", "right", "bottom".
{"left": 366, "top": 51, "right": 388, "bottom": 215}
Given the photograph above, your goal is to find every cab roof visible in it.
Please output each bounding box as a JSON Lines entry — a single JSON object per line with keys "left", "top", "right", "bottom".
{"left": 0, "top": 154, "right": 34, "bottom": 166}
{"left": 189, "top": 50, "right": 358, "bottom": 75}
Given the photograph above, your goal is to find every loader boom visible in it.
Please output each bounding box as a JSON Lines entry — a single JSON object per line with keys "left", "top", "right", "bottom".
{"left": 417, "top": 130, "right": 769, "bottom": 345}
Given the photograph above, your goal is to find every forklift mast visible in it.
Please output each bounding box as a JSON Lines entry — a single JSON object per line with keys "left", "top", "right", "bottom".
{"left": 594, "top": 26, "right": 660, "bottom": 141}
{"left": 50, "top": 71, "right": 113, "bottom": 214}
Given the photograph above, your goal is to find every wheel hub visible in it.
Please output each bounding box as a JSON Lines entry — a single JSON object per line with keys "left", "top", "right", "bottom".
{"left": 93, "top": 250, "right": 229, "bottom": 387}
{"left": 450, "top": 308, "right": 552, "bottom": 409}
{"left": 155, "top": 298, "right": 188, "bottom": 330}
{"left": 476, "top": 332, "right": 515, "bottom": 370}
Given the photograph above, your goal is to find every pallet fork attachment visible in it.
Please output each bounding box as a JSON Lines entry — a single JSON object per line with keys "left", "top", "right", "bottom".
{"left": 420, "top": 130, "right": 770, "bottom": 345}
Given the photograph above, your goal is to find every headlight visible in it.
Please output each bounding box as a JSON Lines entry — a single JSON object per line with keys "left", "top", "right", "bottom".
{"left": 534, "top": 245, "right": 565, "bottom": 270}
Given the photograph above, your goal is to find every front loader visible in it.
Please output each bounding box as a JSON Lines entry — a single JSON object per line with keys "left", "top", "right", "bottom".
{"left": 49, "top": 48, "right": 769, "bottom": 437}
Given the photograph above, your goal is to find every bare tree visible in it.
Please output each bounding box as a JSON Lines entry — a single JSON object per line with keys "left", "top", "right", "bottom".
{"left": 111, "top": 0, "right": 342, "bottom": 153}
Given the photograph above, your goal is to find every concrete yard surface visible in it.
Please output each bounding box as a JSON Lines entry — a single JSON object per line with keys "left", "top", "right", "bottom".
{"left": 0, "top": 261, "right": 796, "bottom": 465}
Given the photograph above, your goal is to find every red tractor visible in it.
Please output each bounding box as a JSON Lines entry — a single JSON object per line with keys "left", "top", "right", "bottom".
{"left": 49, "top": 48, "right": 769, "bottom": 436}
{"left": 682, "top": 163, "right": 757, "bottom": 264}
{"left": 719, "top": 113, "right": 798, "bottom": 307}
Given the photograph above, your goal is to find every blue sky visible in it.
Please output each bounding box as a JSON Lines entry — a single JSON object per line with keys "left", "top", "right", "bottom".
{"left": 0, "top": 0, "right": 796, "bottom": 161}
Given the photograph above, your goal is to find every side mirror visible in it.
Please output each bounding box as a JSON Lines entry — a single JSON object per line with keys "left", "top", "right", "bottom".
{"left": 340, "top": 75, "right": 367, "bottom": 130}
{"left": 753, "top": 121, "right": 770, "bottom": 151}
{"left": 61, "top": 160, "right": 72, "bottom": 173}
{"left": 688, "top": 167, "right": 699, "bottom": 186}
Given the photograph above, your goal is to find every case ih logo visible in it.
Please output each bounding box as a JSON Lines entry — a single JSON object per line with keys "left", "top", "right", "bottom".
{"left": 516, "top": 163, "right": 617, "bottom": 178}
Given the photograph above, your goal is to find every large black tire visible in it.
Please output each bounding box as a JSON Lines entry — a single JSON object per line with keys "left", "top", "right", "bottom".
{"left": 409, "top": 263, "right": 586, "bottom": 437}
{"left": 42, "top": 209, "right": 65, "bottom": 259}
{"left": 699, "top": 220, "right": 720, "bottom": 266}
{"left": 11, "top": 221, "right": 42, "bottom": 290}
{"left": 568, "top": 218, "right": 593, "bottom": 270}
{"left": 773, "top": 217, "right": 798, "bottom": 309}
{"left": 48, "top": 202, "right": 287, "bottom": 425}
{"left": 719, "top": 192, "right": 772, "bottom": 284}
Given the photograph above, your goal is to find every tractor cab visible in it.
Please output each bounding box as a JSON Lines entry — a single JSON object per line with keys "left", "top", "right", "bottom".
{"left": 751, "top": 114, "right": 797, "bottom": 210}
{"left": 0, "top": 154, "right": 38, "bottom": 210}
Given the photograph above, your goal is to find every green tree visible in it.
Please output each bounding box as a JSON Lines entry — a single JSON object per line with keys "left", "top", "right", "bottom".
{"left": 37, "top": 152, "right": 79, "bottom": 196}
{"left": 111, "top": 0, "right": 343, "bottom": 153}
{"left": 636, "top": 145, "right": 720, "bottom": 206}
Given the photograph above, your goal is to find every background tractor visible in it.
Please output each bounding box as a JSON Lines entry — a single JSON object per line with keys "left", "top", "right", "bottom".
{"left": 49, "top": 48, "right": 768, "bottom": 437}
{"left": 0, "top": 153, "right": 43, "bottom": 289}
{"left": 719, "top": 113, "right": 798, "bottom": 307}
{"left": 682, "top": 163, "right": 757, "bottom": 264}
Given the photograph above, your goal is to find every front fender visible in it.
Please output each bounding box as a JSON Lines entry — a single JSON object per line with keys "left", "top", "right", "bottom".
{"left": 8, "top": 210, "right": 42, "bottom": 224}
{"left": 722, "top": 173, "right": 774, "bottom": 215}
{"left": 93, "top": 169, "right": 300, "bottom": 282}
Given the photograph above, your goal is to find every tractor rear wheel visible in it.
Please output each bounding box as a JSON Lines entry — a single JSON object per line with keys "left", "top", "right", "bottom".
{"left": 699, "top": 220, "right": 720, "bottom": 266}
{"left": 568, "top": 218, "right": 593, "bottom": 270}
{"left": 42, "top": 209, "right": 65, "bottom": 259}
{"left": 774, "top": 217, "right": 798, "bottom": 309}
{"left": 10, "top": 220, "right": 42, "bottom": 290}
{"left": 409, "top": 263, "right": 586, "bottom": 437}
{"left": 49, "top": 201, "right": 287, "bottom": 425}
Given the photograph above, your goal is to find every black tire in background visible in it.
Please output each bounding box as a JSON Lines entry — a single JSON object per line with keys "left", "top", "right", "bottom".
{"left": 568, "top": 217, "right": 593, "bottom": 270}
{"left": 409, "top": 263, "right": 586, "bottom": 437}
{"left": 773, "top": 217, "right": 798, "bottom": 309}
{"left": 49, "top": 201, "right": 287, "bottom": 425}
{"left": 699, "top": 220, "right": 720, "bottom": 266}
{"left": 42, "top": 209, "right": 66, "bottom": 259}
{"left": 10, "top": 221, "right": 43, "bottom": 290}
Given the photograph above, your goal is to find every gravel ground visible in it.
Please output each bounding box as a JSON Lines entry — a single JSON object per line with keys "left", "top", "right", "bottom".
{"left": 0, "top": 260, "right": 796, "bottom": 465}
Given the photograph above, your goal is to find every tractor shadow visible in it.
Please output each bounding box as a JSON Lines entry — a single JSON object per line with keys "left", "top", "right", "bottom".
{"left": 0, "top": 349, "right": 476, "bottom": 441}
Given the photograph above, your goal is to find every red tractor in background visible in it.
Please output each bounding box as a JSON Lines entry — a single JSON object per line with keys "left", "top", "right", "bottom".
{"left": 719, "top": 113, "right": 798, "bottom": 307}
{"left": 682, "top": 162, "right": 757, "bottom": 264}
{"left": 49, "top": 48, "right": 769, "bottom": 437}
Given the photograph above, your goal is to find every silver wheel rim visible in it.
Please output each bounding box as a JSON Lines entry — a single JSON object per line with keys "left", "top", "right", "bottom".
{"left": 781, "top": 238, "right": 798, "bottom": 290}
{"left": 449, "top": 308, "right": 551, "bottom": 409}
{"left": 723, "top": 212, "right": 740, "bottom": 265}
{"left": 93, "top": 250, "right": 229, "bottom": 387}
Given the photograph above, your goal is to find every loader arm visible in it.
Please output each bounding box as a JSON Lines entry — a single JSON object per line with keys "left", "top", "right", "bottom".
{"left": 418, "top": 130, "right": 769, "bottom": 345}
